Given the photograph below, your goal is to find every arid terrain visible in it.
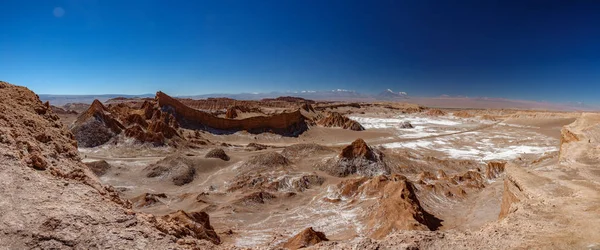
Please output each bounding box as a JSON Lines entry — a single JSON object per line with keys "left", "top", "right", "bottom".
{"left": 1, "top": 81, "right": 599, "bottom": 249}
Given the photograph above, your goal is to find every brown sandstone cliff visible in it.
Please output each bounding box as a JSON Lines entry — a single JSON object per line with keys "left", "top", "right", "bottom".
{"left": 156, "top": 91, "right": 309, "bottom": 136}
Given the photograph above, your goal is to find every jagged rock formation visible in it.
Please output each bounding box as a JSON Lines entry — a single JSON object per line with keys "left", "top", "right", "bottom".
{"left": 317, "top": 112, "right": 365, "bottom": 131}
{"left": 0, "top": 81, "right": 220, "bottom": 249}
{"left": 157, "top": 91, "right": 309, "bottom": 136}
{"left": 282, "top": 227, "right": 328, "bottom": 249}
{"left": 485, "top": 161, "right": 506, "bottom": 179}
{"left": 334, "top": 174, "right": 441, "bottom": 239}
{"left": 319, "top": 139, "right": 389, "bottom": 177}
{"left": 84, "top": 160, "right": 112, "bottom": 176}
{"left": 71, "top": 100, "right": 125, "bottom": 147}
{"left": 205, "top": 148, "right": 230, "bottom": 161}
{"left": 71, "top": 98, "right": 181, "bottom": 147}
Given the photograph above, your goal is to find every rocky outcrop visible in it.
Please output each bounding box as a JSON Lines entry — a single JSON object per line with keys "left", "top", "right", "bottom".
{"left": 335, "top": 175, "right": 441, "bottom": 239}
{"left": 317, "top": 112, "right": 364, "bottom": 131}
{"left": 0, "top": 81, "right": 220, "bottom": 248}
{"left": 319, "top": 139, "right": 389, "bottom": 177}
{"left": 485, "top": 161, "right": 506, "bottom": 179}
{"left": 157, "top": 91, "right": 309, "bottom": 136}
{"left": 71, "top": 100, "right": 125, "bottom": 147}
{"left": 559, "top": 113, "right": 600, "bottom": 161}
{"left": 152, "top": 210, "right": 220, "bottom": 245}
{"left": 283, "top": 227, "right": 328, "bottom": 249}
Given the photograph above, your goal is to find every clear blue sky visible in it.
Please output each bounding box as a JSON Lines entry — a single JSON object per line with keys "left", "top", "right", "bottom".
{"left": 1, "top": 0, "right": 599, "bottom": 103}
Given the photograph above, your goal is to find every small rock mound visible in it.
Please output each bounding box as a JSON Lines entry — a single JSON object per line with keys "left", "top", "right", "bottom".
{"left": 425, "top": 109, "right": 447, "bottom": 116}
{"left": 84, "top": 160, "right": 112, "bottom": 176}
{"left": 144, "top": 155, "right": 198, "bottom": 186}
{"left": 317, "top": 112, "right": 365, "bottom": 131}
{"left": 154, "top": 210, "right": 221, "bottom": 245}
{"left": 205, "top": 148, "right": 230, "bottom": 161}
{"left": 283, "top": 227, "right": 328, "bottom": 249}
{"left": 320, "top": 139, "right": 389, "bottom": 177}
{"left": 241, "top": 152, "right": 291, "bottom": 174}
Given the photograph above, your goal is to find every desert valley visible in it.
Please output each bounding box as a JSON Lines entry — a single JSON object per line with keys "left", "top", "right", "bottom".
{"left": 0, "top": 80, "right": 598, "bottom": 249}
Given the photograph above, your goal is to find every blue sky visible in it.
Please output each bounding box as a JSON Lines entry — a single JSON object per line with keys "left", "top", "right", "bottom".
{"left": 1, "top": 0, "right": 599, "bottom": 103}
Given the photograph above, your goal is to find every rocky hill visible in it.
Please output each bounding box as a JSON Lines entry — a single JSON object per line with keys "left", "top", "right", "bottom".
{"left": 0, "top": 81, "right": 224, "bottom": 249}
{"left": 317, "top": 112, "right": 364, "bottom": 131}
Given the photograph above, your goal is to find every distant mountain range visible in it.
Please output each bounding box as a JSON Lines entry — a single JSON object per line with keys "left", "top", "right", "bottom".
{"left": 39, "top": 89, "right": 600, "bottom": 111}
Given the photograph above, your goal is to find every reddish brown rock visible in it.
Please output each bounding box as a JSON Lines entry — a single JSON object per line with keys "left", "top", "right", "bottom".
{"left": 156, "top": 91, "right": 309, "bottom": 136}
{"left": 339, "top": 138, "right": 375, "bottom": 161}
{"left": 337, "top": 174, "right": 441, "bottom": 239}
{"left": 283, "top": 227, "right": 328, "bottom": 249}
